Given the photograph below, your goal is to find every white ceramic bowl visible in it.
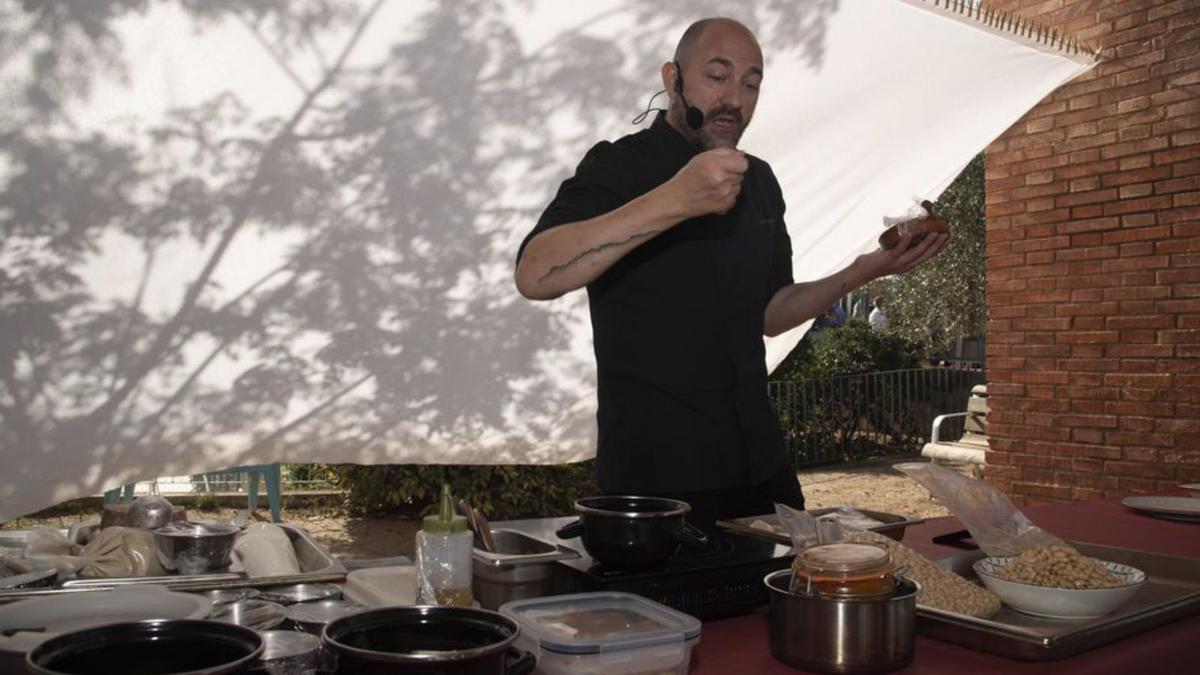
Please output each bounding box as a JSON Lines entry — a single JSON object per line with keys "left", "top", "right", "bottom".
{"left": 973, "top": 556, "right": 1146, "bottom": 620}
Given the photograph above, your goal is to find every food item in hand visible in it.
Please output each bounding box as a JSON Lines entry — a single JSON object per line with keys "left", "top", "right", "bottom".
{"left": 995, "top": 545, "right": 1125, "bottom": 589}
{"left": 879, "top": 201, "right": 950, "bottom": 251}
{"left": 80, "top": 526, "right": 166, "bottom": 577}
{"left": 843, "top": 530, "right": 1000, "bottom": 618}
{"left": 232, "top": 523, "right": 301, "bottom": 578}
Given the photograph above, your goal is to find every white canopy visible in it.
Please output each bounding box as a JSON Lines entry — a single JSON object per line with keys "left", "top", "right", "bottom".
{"left": 0, "top": 0, "right": 1093, "bottom": 520}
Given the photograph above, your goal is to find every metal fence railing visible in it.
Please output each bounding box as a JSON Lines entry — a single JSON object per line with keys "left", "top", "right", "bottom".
{"left": 769, "top": 366, "right": 986, "bottom": 468}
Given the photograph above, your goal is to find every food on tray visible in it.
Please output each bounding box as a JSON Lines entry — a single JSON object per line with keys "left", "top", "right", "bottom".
{"left": 232, "top": 523, "right": 301, "bottom": 578}
{"left": 844, "top": 530, "right": 1000, "bottom": 618}
{"left": 994, "top": 545, "right": 1125, "bottom": 589}
{"left": 79, "top": 526, "right": 166, "bottom": 577}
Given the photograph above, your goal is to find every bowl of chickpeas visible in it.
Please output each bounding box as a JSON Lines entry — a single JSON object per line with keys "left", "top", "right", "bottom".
{"left": 972, "top": 545, "right": 1146, "bottom": 620}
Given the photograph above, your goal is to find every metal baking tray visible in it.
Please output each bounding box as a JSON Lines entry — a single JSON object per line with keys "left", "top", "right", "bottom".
{"left": 717, "top": 507, "right": 925, "bottom": 545}
{"left": 920, "top": 541, "right": 1200, "bottom": 661}
{"left": 0, "top": 523, "right": 345, "bottom": 603}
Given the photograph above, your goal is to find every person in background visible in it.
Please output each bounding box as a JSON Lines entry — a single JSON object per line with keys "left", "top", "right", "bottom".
{"left": 514, "top": 17, "right": 946, "bottom": 526}
{"left": 869, "top": 296, "right": 889, "bottom": 330}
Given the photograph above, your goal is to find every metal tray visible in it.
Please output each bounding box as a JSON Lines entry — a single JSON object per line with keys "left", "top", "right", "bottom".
{"left": 0, "top": 523, "right": 345, "bottom": 603}
{"left": 717, "top": 507, "right": 925, "bottom": 545}
{"left": 472, "top": 528, "right": 579, "bottom": 569}
{"left": 920, "top": 541, "right": 1200, "bottom": 661}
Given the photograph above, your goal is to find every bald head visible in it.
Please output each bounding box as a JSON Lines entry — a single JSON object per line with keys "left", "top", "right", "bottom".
{"left": 674, "top": 18, "right": 761, "bottom": 70}
{"left": 663, "top": 17, "right": 763, "bottom": 149}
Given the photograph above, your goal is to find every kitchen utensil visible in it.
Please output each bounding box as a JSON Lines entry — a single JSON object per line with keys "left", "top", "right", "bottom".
{"left": 25, "top": 619, "right": 262, "bottom": 675}
{"left": 255, "top": 630, "right": 328, "bottom": 675}
{"left": 765, "top": 569, "right": 918, "bottom": 674}
{"left": 0, "top": 585, "right": 211, "bottom": 665}
{"left": 285, "top": 599, "right": 362, "bottom": 634}
{"left": 211, "top": 598, "right": 287, "bottom": 631}
{"left": 473, "top": 529, "right": 579, "bottom": 610}
{"left": 474, "top": 507, "right": 497, "bottom": 553}
{"left": 322, "top": 605, "right": 535, "bottom": 675}
{"left": 126, "top": 496, "right": 177, "bottom": 530}
{"left": 257, "top": 582, "right": 341, "bottom": 605}
{"left": 1122, "top": 495, "right": 1200, "bottom": 522}
{"left": 972, "top": 556, "right": 1145, "bottom": 620}
{"left": 153, "top": 521, "right": 241, "bottom": 575}
{"left": 342, "top": 565, "right": 418, "bottom": 608}
{"left": 500, "top": 591, "right": 701, "bottom": 675}
{"left": 555, "top": 496, "right": 707, "bottom": 570}
{"left": 199, "top": 587, "right": 262, "bottom": 606}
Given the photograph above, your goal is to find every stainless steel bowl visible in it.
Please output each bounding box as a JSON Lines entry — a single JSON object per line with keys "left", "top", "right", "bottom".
{"left": 285, "top": 599, "right": 362, "bottom": 634}
{"left": 765, "top": 569, "right": 919, "bottom": 675}
{"left": 153, "top": 521, "right": 241, "bottom": 575}
{"left": 126, "top": 496, "right": 177, "bottom": 530}
{"left": 211, "top": 598, "right": 287, "bottom": 631}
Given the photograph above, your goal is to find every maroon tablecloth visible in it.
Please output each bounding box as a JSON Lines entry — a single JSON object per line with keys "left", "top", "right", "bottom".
{"left": 690, "top": 497, "right": 1200, "bottom": 675}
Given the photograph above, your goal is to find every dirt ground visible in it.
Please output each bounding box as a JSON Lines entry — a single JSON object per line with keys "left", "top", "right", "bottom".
{"left": 3, "top": 459, "right": 970, "bottom": 561}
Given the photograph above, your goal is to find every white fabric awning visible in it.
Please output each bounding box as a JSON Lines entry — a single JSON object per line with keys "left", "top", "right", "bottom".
{"left": 0, "top": 0, "right": 1093, "bottom": 520}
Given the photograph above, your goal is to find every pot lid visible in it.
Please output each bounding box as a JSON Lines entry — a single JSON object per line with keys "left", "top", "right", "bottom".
{"left": 500, "top": 591, "right": 700, "bottom": 655}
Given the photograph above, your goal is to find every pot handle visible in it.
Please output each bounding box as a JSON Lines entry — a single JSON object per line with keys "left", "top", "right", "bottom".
{"left": 677, "top": 522, "right": 709, "bottom": 546}
{"left": 506, "top": 647, "right": 537, "bottom": 675}
{"left": 555, "top": 519, "right": 583, "bottom": 540}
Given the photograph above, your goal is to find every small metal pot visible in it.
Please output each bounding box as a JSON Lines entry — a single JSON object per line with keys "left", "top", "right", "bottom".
{"left": 153, "top": 522, "right": 241, "bottom": 575}
{"left": 555, "top": 496, "right": 707, "bottom": 570}
{"left": 25, "top": 619, "right": 262, "bottom": 675}
{"left": 765, "top": 570, "right": 919, "bottom": 675}
{"left": 322, "top": 606, "right": 535, "bottom": 675}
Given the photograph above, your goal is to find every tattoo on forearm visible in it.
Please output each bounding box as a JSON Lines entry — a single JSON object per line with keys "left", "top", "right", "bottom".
{"left": 539, "top": 230, "right": 662, "bottom": 282}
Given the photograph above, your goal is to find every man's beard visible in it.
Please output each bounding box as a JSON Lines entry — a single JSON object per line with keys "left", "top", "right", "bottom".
{"left": 669, "top": 102, "right": 747, "bottom": 150}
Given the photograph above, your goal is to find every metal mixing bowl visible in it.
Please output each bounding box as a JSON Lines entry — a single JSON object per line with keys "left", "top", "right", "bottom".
{"left": 153, "top": 521, "right": 241, "bottom": 575}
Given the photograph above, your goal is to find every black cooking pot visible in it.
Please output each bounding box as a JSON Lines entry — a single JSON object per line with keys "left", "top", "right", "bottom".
{"left": 322, "top": 606, "right": 535, "bottom": 675}
{"left": 556, "top": 496, "right": 708, "bottom": 569}
{"left": 25, "top": 619, "right": 262, "bottom": 675}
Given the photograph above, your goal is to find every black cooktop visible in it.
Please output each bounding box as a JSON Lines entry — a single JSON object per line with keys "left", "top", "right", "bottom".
{"left": 498, "top": 516, "right": 794, "bottom": 620}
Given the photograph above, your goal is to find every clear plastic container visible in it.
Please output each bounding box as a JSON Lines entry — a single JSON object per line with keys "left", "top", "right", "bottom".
{"left": 500, "top": 591, "right": 701, "bottom": 675}
{"left": 415, "top": 485, "right": 473, "bottom": 606}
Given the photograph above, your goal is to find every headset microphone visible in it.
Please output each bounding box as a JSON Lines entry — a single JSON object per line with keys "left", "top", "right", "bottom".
{"left": 673, "top": 61, "right": 704, "bottom": 130}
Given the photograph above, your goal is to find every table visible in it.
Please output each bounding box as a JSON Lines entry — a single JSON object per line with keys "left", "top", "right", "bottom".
{"left": 690, "top": 497, "right": 1200, "bottom": 675}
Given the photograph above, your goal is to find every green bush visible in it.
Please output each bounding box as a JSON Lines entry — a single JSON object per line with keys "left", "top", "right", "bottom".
{"left": 770, "top": 321, "right": 926, "bottom": 461}
{"left": 774, "top": 319, "right": 922, "bottom": 381}
{"left": 332, "top": 461, "right": 599, "bottom": 520}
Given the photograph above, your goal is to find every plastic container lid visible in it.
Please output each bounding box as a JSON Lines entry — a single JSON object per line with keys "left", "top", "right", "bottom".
{"left": 342, "top": 565, "right": 417, "bottom": 607}
{"left": 500, "top": 591, "right": 700, "bottom": 655}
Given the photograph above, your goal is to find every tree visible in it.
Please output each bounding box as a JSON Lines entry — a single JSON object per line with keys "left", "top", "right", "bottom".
{"left": 881, "top": 154, "right": 987, "bottom": 356}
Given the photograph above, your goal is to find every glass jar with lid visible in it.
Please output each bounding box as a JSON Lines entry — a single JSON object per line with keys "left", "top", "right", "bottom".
{"left": 791, "top": 542, "right": 895, "bottom": 599}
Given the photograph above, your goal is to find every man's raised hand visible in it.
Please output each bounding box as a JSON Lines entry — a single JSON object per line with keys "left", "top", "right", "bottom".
{"left": 669, "top": 148, "right": 749, "bottom": 218}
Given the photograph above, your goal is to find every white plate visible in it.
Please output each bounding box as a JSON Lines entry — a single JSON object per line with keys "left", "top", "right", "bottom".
{"left": 1122, "top": 496, "right": 1200, "bottom": 522}
{"left": 0, "top": 586, "right": 212, "bottom": 655}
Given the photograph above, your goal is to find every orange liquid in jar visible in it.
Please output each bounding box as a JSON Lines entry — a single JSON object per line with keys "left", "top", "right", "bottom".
{"left": 792, "top": 542, "right": 895, "bottom": 599}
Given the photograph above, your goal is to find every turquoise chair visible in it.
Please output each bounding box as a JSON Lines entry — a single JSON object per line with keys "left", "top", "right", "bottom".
{"left": 103, "top": 463, "right": 282, "bottom": 523}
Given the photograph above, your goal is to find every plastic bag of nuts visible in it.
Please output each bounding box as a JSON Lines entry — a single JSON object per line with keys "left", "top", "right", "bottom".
{"left": 843, "top": 530, "right": 1001, "bottom": 618}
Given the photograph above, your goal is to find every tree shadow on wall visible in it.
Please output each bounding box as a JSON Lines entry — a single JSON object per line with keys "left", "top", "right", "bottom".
{"left": 0, "top": 0, "right": 838, "bottom": 517}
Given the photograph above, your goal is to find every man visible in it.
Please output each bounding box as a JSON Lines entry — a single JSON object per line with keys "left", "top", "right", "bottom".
{"left": 515, "top": 18, "right": 946, "bottom": 526}
{"left": 870, "top": 297, "right": 889, "bottom": 330}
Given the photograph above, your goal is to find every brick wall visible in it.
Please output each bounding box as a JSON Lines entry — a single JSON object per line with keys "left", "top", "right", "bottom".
{"left": 983, "top": 0, "right": 1199, "bottom": 503}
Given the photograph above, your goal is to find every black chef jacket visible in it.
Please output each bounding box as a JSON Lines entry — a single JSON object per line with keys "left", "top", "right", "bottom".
{"left": 518, "top": 112, "right": 794, "bottom": 493}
